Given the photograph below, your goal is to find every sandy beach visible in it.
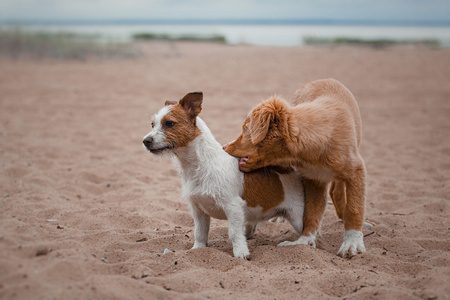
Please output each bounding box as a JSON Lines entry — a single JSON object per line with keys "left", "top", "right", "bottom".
{"left": 0, "top": 42, "right": 449, "bottom": 299}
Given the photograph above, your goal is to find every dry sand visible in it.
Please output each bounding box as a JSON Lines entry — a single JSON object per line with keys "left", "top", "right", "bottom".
{"left": 0, "top": 42, "right": 449, "bottom": 299}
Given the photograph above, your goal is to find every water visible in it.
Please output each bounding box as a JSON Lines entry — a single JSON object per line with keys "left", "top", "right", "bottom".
{"left": 3, "top": 23, "right": 450, "bottom": 46}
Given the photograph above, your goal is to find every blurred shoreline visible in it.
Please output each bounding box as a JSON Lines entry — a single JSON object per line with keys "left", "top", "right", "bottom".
{"left": 1, "top": 20, "right": 449, "bottom": 46}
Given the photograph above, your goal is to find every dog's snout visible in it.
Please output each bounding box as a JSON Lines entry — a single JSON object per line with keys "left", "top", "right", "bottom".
{"left": 143, "top": 136, "right": 153, "bottom": 148}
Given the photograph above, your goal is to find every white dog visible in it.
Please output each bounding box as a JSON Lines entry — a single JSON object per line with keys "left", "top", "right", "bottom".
{"left": 143, "top": 92, "right": 305, "bottom": 258}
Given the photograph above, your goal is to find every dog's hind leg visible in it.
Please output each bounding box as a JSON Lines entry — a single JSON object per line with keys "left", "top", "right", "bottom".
{"left": 280, "top": 179, "right": 328, "bottom": 248}
{"left": 224, "top": 198, "right": 250, "bottom": 259}
{"left": 277, "top": 193, "right": 305, "bottom": 247}
{"left": 189, "top": 203, "right": 211, "bottom": 249}
{"left": 245, "top": 223, "right": 257, "bottom": 239}
{"left": 337, "top": 156, "right": 366, "bottom": 257}
{"left": 329, "top": 180, "right": 346, "bottom": 220}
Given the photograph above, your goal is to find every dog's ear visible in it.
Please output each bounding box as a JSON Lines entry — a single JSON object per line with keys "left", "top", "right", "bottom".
{"left": 165, "top": 100, "right": 177, "bottom": 106}
{"left": 179, "top": 92, "right": 203, "bottom": 118}
{"left": 248, "top": 106, "right": 273, "bottom": 145}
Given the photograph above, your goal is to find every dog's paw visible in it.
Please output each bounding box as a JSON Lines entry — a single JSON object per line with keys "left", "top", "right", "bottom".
{"left": 363, "top": 221, "right": 373, "bottom": 229}
{"left": 277, "top": 234, "right": 316, "bottom": 248}
{"left": 337, "top": 230, "right": 366, "bottom": 258}
{"left": 277, "top": 240, "right": 297, "bottom": 247}
{"left": 233, "top": 247, "right": 250, "bottom": 259}
{"left": 191, "top": 242, "right": 207, "bottom": 249}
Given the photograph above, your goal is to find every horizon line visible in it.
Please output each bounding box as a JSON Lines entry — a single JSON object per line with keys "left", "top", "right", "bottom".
{"left": 2, "top": 18, "right": 450, "bottom": 27}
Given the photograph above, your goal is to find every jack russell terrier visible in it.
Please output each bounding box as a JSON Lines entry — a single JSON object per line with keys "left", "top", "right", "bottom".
{"left": 143, "top": 92, "right": 305, "bottom": 258}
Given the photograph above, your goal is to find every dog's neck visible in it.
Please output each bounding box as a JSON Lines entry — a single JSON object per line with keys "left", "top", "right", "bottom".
{"left": 285, "top": 103, "right": 334, "bottom": 161}
{"left": 171, "top": 117, "right": 241, "bottom": 199}
{"left": 172, "top": 117, "right": 225, "bottom": 172}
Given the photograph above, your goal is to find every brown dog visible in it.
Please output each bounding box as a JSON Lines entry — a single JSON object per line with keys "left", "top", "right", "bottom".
{"left": 224, "top": 78, "right": 366, "bottom": 257}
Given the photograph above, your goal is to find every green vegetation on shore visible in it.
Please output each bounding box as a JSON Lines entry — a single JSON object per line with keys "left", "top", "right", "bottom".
{"left": 0, "top": 27, "right": 442, "bottom": 61}
{"left": 0, "top": 27, "right": 141, "bottom": 60}
{"left": 132, "top": 32, "right": 227, "bottom": 43}
{"left": 0, "top": 28, "right": 226, "bottom": 60}
{"left": 303, "top": 36, "right": 440, "bottom": 48}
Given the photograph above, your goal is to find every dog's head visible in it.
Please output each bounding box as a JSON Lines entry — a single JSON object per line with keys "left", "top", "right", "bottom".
{"left": 143, "top": 92, "right": 203, "bottom": 154}
{"left": 224, "top": 96, "right": 292, "bottom": 172}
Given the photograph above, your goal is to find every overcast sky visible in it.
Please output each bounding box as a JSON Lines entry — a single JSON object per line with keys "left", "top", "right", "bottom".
{"left": 1, "top": 0, "right": 450, "bottom": 23}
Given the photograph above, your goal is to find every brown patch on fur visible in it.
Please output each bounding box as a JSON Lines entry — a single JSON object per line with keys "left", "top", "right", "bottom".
{"left": 225, "top": 78, "right": 366, "bottom": 235}
{"left": 242, "top": 167, "right": 285, "bottom": 213}
{"left": 180, "top": 91, "right": 203, "bottom": 117}
{"left": 161, "top": 92, "right": 203, "bottom": 148}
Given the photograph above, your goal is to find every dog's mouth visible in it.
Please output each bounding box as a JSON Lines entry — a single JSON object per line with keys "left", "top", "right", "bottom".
{"left": 239, "top": 156, "right": 249, "bottom": 165}
{"left": 238, "top": 156, "right": 263, "bottom": 172}
{"left": 238, "top": 156, "right": 251, "bottom": 171}
{"left": 149, "top": 148, "right": 169, "bottom": 154}
{"left": 147, "top": 143, "right": 176, "bottom": 154}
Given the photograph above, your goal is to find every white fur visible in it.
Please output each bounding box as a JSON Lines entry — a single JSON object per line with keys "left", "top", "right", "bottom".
{"left": 144, "top": 109, "right": 306, "bottom": 258}
{"left": 172, "top": 118, "right": 250, "bottom": 258}
{"left": 277, "top": 171, "right": 320, "bottom": 248}
{"left": 337, "top": 229, "right": 366, "bottom": 257}
{"left": 277, "top": 231, "right": 317, "bottom": 248}
{"left": 143, "top": 105, "right": 172, "bottom": 151}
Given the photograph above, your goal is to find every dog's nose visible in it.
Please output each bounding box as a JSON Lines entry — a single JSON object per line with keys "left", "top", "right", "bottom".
{"left": 143, "top": 137, "right": 153, "bottom": 148}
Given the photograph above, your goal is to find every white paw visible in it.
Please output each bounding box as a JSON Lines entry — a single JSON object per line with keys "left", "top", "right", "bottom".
{"left": 337, "top": 230, "right": 366, "bottom": 257}
{"left": 277, "top": 234, "right": 316, "bottom": 248}
{"left": 233, "top": 246, "right": 250, "bottom": 259}
{"left": 363, "top": 221, "right": 373, "bottom": 229}
{"left": 277, "top": 240, "right": 299, "bottom": 247}
{"left": 191, "top": 242, "right": 207, "bottom": 249}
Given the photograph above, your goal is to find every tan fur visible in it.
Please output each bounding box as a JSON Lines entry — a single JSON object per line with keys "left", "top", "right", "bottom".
{"left": 225, "top": 78, "right": 366, "bottom": 252}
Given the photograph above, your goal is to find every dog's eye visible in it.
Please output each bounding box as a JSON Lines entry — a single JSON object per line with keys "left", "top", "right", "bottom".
{"left": 151, "top": 122, "right": 155, "bottom": 128}
{"left": 165, "top": 121, "right": 175, "bottom": 128}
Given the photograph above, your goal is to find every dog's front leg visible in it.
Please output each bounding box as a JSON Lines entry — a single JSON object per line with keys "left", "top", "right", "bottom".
{"left": 189, "top": 202, "right": 211, "bottom": 249}
{"left": 224, "top": 198, "right": 250, "bottom": 259}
